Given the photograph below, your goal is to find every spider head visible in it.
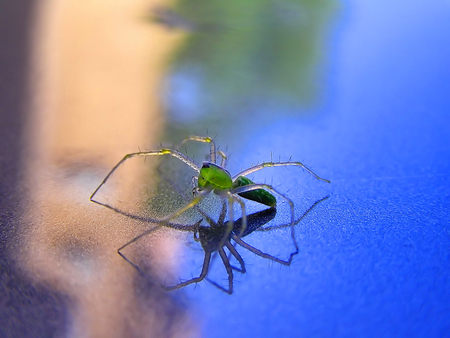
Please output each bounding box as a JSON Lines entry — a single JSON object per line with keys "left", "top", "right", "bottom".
{"left": 197, "top": 162, "right": 233, "bottom": 190}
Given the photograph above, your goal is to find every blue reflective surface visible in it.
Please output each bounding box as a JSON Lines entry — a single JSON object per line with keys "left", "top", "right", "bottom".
{"left": 162, "top": 0, "right": 450, "bottom": 337}
{"left": 1, "top": 0, "right": 449, "bottom": 336}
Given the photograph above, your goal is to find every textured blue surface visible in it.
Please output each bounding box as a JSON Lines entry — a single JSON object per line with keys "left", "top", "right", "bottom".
{"left": 1, "top": 0, "right": 449, "bottom": 336}
{"left": 174, "top": 1, "right": 450, "bottom": 337}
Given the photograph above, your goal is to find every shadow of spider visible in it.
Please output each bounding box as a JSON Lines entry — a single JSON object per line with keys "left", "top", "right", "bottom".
{"left": 117, "top": 196, "right": 328, "bottom": 294}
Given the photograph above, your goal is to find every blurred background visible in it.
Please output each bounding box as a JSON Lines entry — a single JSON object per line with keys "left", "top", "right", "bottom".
{"left": 1, "top": 0, "right": 449, "bottom": 337}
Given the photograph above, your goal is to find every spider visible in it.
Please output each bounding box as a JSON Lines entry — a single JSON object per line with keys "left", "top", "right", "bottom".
{"left": 90, "top": 135, "right": 330, "bottom": 250}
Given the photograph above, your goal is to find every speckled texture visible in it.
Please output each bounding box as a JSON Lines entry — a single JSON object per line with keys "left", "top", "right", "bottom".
{"left": 0, "top": 1, "right": 68, "bottom": 337}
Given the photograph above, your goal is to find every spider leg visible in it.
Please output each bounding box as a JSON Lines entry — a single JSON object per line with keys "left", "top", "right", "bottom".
{"left": 198, "top": 198, "right": 235, "bottom": 279}
{"left": 229, "top": 192, "right": 246, "bottom": 239}
{"left": 206, "top": 248, "right": 234, "bottom": 294}
{"left": 217, "top": 150, "right": 228, "bottom": 168}
{"left": 231, "top": 183, "right": 298, "bottom": 254}
{"left": 95, "top": 148, "right": 211, "bottom": 226}
{"left": 117, "top": 226, "right": 165, "bottom": 285}
{"left": 225, "top": 241, "right": 246, "bottom": 273}
{"left": 191, "top": 176, "right": 198, "bottom": 192}
{"left": 153, "top": 171, "right": 229, "bottom": 278}
{"left": 117, "top": 228, "right": 160, "bottom": 276}
{"left": 255, "top": 196, "right": 329, "bottom": 232}
{"left": 117, "top": 218, "right": 203, "bottom": 270}
{"left": 215, "top": 198, "right": 228, "bottom": 227}
{"left": 232, "top": 161, "right": 330, "bottom": 183}
{"left": 117, "top": 250, "right": 149, "bottom": 280}
{"left": 174, "top": 135, "right": 218, "bottom": 164}
{"left": 215, "top": 191, "right": 246, "bottom": 246}
{"left": 164, "top": 250, "right": 213, "bottom": 291}
{"left": 90, "top": 149, "right": 201, "bottom": 205}
{"left": 232, "top": 234, "right": 297, "bottom": 266}
{"left": 118, "top": 226, "right": 160, "bottom": 255}
{"left": 159, "top": 188, "right": 212, "bottom": 225}
{"left": 88, "top": 201, "right": 188, "bottom": 228}
{"left": 227, "top": 197, "right": 330, "bottom": 266}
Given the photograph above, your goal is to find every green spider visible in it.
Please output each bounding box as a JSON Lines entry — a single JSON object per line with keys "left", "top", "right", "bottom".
{"left": 90, "top": 135, "right": 330, "bottom": 250}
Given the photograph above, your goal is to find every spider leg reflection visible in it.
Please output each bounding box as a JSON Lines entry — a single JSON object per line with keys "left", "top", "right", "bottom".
{"left": 119, "top": 196, "right": 328, "bottom": 294}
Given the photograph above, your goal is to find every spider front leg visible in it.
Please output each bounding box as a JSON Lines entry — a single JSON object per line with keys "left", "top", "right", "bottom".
{"left": 174, "top": 135, "right": 230, "bottom": 167}
{"left": 233, "top": 161, "right": 330, "bottom": 184}
{"left": 90, "top": 148, "right": 200, "bottom": 206}
{"left": 174, "top": 135, "right": 218, "bottom": 164}
{"left": 92, "top": 147, "right": 212, "bottom": 229}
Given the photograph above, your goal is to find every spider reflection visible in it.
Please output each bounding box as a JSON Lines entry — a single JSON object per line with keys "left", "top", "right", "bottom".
{"left": 118, "top": 196, "right": 328, "bottom": 294}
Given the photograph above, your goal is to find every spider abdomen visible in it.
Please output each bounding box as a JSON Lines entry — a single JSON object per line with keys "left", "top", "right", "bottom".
{"left": 232, "top": 176, "right": 277, "bottom": 207}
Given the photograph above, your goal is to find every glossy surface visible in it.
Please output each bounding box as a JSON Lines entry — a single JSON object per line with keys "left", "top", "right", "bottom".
{"left": 1, "top": 0, "right": 449, "bottom": 337}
